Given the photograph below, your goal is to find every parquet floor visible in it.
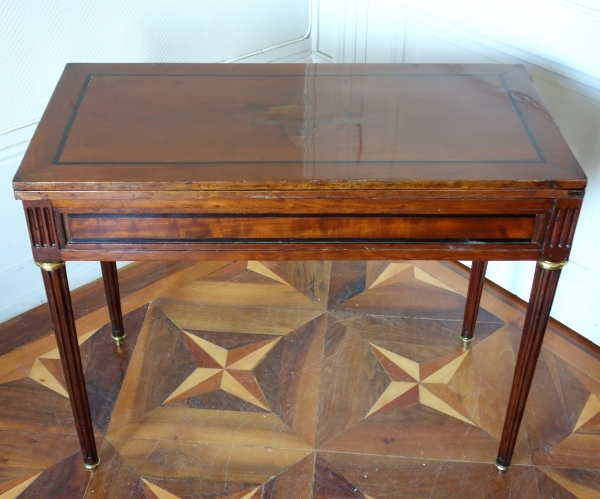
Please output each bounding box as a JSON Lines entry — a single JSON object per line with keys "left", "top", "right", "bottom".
{"left": 1, "top": 260, "right": 600, "bottom": 498}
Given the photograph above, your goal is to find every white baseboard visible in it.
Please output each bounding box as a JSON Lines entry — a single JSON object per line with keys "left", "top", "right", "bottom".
{"left": 232, "top": 38, "right": 313, "bottom": 63}
{"left": 312, "top": 51, "right": 333, "bottom": 63}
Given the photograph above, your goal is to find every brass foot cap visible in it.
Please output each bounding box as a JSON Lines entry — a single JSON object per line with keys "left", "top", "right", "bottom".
{"left": 495, "top": 460, "right": 511, "bottom": 472}
{"left": 460, "top": 334, "right": 474, "bottom": 344}
{"left": 111, "top": 332, "right": 126, "bottom": 345}
{"left": 84, "top": 458, "right": 100, "bottom": 471}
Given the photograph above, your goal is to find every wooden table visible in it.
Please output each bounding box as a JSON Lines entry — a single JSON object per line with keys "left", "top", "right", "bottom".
{"left": 13, "top": 63, "right": 586, "bottom": 473}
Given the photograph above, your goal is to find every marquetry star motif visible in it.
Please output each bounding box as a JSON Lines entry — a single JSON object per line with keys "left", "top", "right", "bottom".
{"left": 219, "top": 487, "right": 262, "bottom": 499}
{"left": 142, "top": 479, "right": 181, "bottom": 499}
{"left": 27, "top": 328, "right": 99, "bottom": 398}
{"left": 162, "top": 332, "right": 281, "bottom": 411}
{"left": 143, "top": 479, "right": 262, "bottom": 499}
{"left": 246, "top": 261, "right": 289, "bottom": 285}
{"left": 537, "top": 468, "right": 600, "bottom": 498}
{"left": 369, "top": 262, "right": 455, "bottom": 291}
{"left": 0, "top": 472, "right": 42, "bottom": 498}
{"left": 250, "top": 87, "right": 352, "bottom": 147}
{"left": 366, "top": 343, "right": 475, "bottom": 426}
{"left": 573, "top": 392, "right": 600, "bottom": 434}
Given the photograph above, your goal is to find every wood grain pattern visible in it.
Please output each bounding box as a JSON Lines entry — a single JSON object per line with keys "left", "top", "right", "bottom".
{"left": 14, "top": 64, "right": 585, "bottom": 192}
{"left": 12, "top": 65, "right": 587, "bottom": 477}
{"left": 461, "top": 261, "right": 488, "bottom": 341}
{"left": 65, "top": 213, "right": 538, "bottom": 243}
{"left": 0, "top": 473, "right": 41, "bottom": 498}
{"left": 18, "top": 452, "right": 90, "bottom": 499}
{"left": 316, "top": 451, "right": 541, "bottom": 499}
{"left": 497, "top": 264, "right": 564, "bottom": 468}
{"left": 14, "top": 64, "right": 585, "bottom": 269}
{"left": 1, "top": 260, "right": 600, "bottom": 497}
{"left": 85, "top": 440, "right": 148, "bottom": 498}
{"left": 39, "top": 265, "right": 98, "bottom": 467}
{"left": 100, "top": 262, "right": 125, "bottom": 341}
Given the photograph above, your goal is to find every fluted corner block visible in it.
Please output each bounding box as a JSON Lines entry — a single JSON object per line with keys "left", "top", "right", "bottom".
{"left": 542, "top": 199, "right": 581, "bottom": 262}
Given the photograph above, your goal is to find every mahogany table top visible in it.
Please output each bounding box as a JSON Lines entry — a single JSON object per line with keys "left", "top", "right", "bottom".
{"left": 13, "top": 63, "right": 586, "bottom": 194}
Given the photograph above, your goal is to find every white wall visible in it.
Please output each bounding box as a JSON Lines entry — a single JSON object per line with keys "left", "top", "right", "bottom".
{"left": 0, "top": 0, "right": 310, "bottom": 131}
{"left": 311, "top": 0, "right": 600, "bottom": 344}
{"left": 2, "top": 0, "right": 599, "bottom": 345}
{"left": 0, "top": 0, "right": 311, "bottom": 323}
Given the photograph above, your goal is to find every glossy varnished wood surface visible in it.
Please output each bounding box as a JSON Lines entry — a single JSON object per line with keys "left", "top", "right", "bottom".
{"left": 100, "top": 262, "right": 125, "bottom": 341}
{"left": 66, "top": 213, "right": 538, "bottom": 242}
{"left": 38, "top": 265, "right": 98, "bottom": 467}
{"left": 13, "top": 64, "right": 585, "bottom": 265}
{"left": 1, "top": 260, "right": 599, "bottom": 498}
{"left": 461, "top": 261, "right": 488, "bottom": 341}
{"left": 14, "top": 63, "right": 585, "bottom": 192}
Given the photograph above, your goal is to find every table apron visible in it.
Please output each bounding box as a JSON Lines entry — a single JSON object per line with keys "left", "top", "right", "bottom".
{"left": 64, "top": 213, "right": 541, "bottom": 243}
{"left": 22, "top": 197, "right": 584, "bottom": 262}
{"left": 57, "top": 211, "right": 547, "bottom": 261}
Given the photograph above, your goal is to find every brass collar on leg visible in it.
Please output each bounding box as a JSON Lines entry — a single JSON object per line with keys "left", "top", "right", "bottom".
{"left": 35, "top": 261, "right": 65, "bottom": 272}
{"left": 538, "top": 260, "right": 568, "bottom": 271}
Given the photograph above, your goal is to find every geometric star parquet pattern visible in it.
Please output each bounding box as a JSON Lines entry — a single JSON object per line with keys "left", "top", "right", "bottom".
{"left": 1, "top": 260, "right": 599, "bottom": 498}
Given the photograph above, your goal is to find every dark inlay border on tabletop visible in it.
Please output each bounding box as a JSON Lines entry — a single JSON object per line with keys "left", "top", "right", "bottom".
{"left": 52, "top": 72, "right": 545, "bottom": 166}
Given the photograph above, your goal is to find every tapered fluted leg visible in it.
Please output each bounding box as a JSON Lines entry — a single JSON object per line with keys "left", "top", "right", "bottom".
{"left": 496, "top": 260, "right": 567, "bottom": 471}
{"left": 100, "top": 261, "right": 126, "bottom": 345}
{"left": 461, "top": 261, "right": 488, "bottom": 344}
{"left": 37, "top": 261, "right": 100, "bottom": 470}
